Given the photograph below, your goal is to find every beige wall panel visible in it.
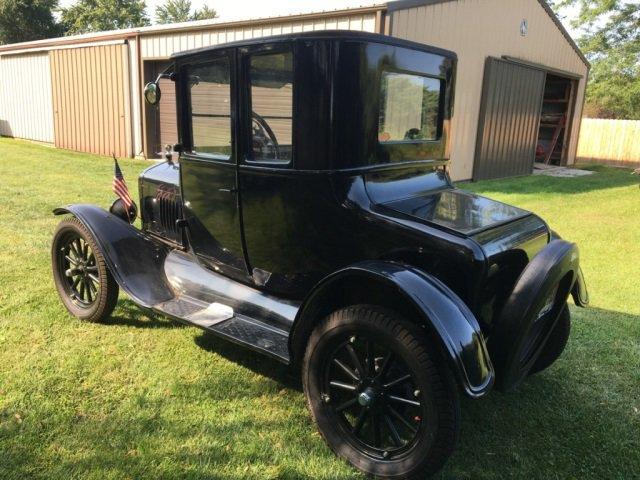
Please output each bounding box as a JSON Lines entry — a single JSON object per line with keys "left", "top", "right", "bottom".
{"left": 389, "top": 0, "right": 588, "bottom": 180}
{"left": 140, "top": 13, "right": 377, "bottom": 59}
{"left": 50, "top": 44, "right": 131, "bottom": 157}
{"left": 0, "top": 52, "right": 54, "bottom": 142}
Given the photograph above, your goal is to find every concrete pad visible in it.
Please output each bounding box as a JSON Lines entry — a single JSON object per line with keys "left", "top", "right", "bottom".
{"left": 533, "top": 163, "right": 594, "bottom": 177}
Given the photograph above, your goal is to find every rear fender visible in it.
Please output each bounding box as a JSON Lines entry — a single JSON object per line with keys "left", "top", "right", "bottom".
{"left": 550, "top": 230, "right": 588, "bottom": 307}
{"left": 54, "top": 204, "right": 174, "bottom": 307}
{"left": 571, "top": 267, "right": 589, "bottom": 307}
{"left": 293, "top": 261, "right": 495, "bottom": 398}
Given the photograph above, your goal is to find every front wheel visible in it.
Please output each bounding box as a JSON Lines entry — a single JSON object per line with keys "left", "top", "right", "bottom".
{"left": 51, "top": 217, "right": 119, "bottom": 322}
{"left": 302, "top": 305, "right": 460, "bottom": 479}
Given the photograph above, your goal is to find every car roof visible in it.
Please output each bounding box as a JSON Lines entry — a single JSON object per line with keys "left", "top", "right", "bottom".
{"left": 171, "top": 30, "right": 457, "bottom": 61}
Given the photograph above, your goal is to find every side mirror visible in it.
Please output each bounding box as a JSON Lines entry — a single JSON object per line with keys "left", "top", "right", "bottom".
{"left": 144, "top": 82, "right": 161, "bottom": 105}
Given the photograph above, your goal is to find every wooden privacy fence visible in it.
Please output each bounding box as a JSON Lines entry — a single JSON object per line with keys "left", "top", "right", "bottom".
{"left": 577, "top": 118, "right": 640, "bottom": 166}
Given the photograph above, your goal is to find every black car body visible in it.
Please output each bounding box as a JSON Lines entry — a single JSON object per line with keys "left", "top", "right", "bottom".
{"left": 52, "top": 31, "right": 588, "bottom": 478}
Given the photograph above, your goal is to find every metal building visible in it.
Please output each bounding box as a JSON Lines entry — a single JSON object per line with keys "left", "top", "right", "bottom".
{"left": 0, "top": 0, "right": 588, "bottom": 181}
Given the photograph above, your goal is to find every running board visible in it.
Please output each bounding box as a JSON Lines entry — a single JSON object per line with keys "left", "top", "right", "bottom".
{"left": 155, "top": 295, "right": 290, "bottom": 362}
{"left": 153, "top": 250, "right": 298, "bottom": 363}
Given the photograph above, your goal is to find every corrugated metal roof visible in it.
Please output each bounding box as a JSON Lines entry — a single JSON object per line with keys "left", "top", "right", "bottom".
{"left": 0, "top": 3, "right": 386, "bottom": 54}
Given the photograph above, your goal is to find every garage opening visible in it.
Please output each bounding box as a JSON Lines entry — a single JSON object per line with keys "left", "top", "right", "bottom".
{"left": 535, "top": 74, "right": 576, "bottom": 166}
{"left": 144, "top": 60, "right": 178, "bottom": 159}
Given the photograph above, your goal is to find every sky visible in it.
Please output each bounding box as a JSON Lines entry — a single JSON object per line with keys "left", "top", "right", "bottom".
{"left": 56, "top": 0, "right": 582, "bottom": 39}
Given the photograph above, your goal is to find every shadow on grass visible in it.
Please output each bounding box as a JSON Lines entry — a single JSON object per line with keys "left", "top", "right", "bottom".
{"left": 460, "top": 164, "right": 639, "bottom": 195}
{"left": 107, "top": 299, "right": 185, "bottom": 329}
{"left": 194, "top": 331, "right": 301, "bottom": 391}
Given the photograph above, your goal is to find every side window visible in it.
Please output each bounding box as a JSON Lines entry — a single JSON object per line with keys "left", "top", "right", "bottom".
{"left": 378, "top": 72, "right": 442, "bottom": 143}
{"left": 248, "top": 50, "right": 293, "bottom": 164}
{"left": 188, "top": 57, "right": 232, "bottom": 158}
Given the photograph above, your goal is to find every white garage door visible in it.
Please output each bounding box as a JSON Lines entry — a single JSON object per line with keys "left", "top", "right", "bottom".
{"left": 0, "top": 52, "right": 55, "bottom": 143}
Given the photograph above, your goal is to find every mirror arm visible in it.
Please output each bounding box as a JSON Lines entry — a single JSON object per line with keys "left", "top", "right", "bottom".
{"left": 154, "top": 72, "right": 176, "bottom": 84}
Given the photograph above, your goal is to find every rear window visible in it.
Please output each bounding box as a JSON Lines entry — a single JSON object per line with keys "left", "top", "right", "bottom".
{"left": 378, "top": 72, "right": 442, "bottom": 144}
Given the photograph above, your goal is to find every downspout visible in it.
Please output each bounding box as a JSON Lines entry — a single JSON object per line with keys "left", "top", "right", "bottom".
{"left": 136, "top": 33, "right": 147, "bottom": 159}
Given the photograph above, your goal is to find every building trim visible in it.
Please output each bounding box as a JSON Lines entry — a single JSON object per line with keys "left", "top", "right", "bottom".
{"left": 501, "top": 56, "right": 583, "bottom": 79}
{"left": 0, "top": 5, "right": 386, "bottom": 55}
{"left": 384, "top": 0, "right": 590, "bottom": 68}
{"left": 0, "top": 39, "right": 127, "bottom": 57}
{"left": 386, "top": 0, "right": 456, "bottom": 12}
{"left": 535, "top": 0, "right": 589, "bottom": 68}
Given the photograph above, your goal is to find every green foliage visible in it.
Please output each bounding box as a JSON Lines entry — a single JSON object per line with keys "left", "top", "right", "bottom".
{"left": 0, "top": 138, "right": 639, "bottom": 479}
{"left": 155, "top": 0, "right": 217, "bottom": 25}
{"left": 191, "top": 4, "right": 216, "bottom": 21}
{"left": 59, "top": 0, "right": 150, "bottom": 35}
{"left": 553, "top": 0, "right": 640, "bottom": 119}
{"left": 0, "top": 0, "right": 62, "bottom": 44}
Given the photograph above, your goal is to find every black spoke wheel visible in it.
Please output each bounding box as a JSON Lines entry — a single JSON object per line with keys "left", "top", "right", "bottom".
{"left": 323, "top": 335, "right": 424, "bottom": 458}
{"left": 57, "top": 234, "right": 99, "bottom": 307}
{"left": 303, "top": 305, "right": 460, "bottom": 479}
{"left": 51, "top": 217, "right": 119, "bottom": 322}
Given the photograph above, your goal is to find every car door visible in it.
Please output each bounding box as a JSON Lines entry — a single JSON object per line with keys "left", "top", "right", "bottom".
{"left": 179, "top": 51, "right": 248, "bottom": 281}
{"left": 237, "top": 44, "right": 332, "bottom": 297}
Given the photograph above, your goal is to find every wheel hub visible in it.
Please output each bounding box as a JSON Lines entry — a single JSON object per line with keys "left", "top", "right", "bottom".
{"left": 357, "top": 387, "right": 377, "bottom": 407}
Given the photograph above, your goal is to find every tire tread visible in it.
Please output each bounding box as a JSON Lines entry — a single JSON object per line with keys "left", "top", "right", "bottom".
{"left": 303, "top": 304, "right": 460, "bottom": 479}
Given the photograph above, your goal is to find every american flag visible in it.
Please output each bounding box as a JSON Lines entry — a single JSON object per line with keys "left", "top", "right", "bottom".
{"left": 112, "top": 157, "right": 133, "bottom": 210}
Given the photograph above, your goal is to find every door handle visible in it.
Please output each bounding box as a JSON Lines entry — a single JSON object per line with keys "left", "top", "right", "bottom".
{"left": 218, "top": 187, "right": 238, "bottom": 194}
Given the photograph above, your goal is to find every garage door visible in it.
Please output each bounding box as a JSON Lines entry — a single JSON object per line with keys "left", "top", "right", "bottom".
{"left": 473, "top": 58, "right": 546, "bottom": 180}
{"left": 50, "top": 44, "right": 132, "bottom": 158}
{"left": 0, "top": 52, "right": 54, "bottom": 143}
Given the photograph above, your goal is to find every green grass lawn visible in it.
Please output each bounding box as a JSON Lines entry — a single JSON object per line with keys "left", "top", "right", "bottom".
{"left": 0, "top": 137, "right": 638, "bottom": 479}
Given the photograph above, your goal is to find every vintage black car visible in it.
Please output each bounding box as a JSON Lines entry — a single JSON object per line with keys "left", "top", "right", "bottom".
{"left": 51, "top": 31, "right": 588, "bottom": 478}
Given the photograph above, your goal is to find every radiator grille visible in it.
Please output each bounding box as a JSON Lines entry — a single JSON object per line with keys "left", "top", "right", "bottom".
{"left": 158, "top": 192, "right": 182, "bottom": 236}
{"left": 152, "top": 187, "right": 183, "bottom": 245}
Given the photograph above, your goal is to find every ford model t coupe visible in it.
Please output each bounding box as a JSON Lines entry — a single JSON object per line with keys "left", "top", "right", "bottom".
{"left": 51, "top": 32, "right": 588, "bottom": 478}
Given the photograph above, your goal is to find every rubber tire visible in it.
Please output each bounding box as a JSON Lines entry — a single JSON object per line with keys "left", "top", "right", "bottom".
{"left": 51, "top": 217, "right": 119, "bottom": 322}
{"left": 302, "top": 305, "right": 460, "bottom": 479}
{"left": 529, "top": 305, "right": 570, "bottom": 376}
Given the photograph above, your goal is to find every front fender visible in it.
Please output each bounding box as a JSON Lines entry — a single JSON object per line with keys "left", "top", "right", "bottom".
{"left": 295, "top": 261, "right": 495, "bottom": 398}
{"left": 54, "top": 204, "right": 174, "bottom": 307}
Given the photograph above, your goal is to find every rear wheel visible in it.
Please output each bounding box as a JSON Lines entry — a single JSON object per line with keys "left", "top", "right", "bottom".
{"left": 302, "top": 305, "right": 459, "bottom": 479}
{"left": 529, "top": 305, "right": 570, "bottom": 376}
{"left": 51, "top": 217, "right": 119, "bottom": 322}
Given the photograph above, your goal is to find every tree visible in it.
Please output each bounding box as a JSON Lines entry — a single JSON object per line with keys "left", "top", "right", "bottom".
{"left": 551, "top": 0, "right": 640, "bottom": 119}
{"left": 191, "top": 4, "right": 216, "bottom": 21}
{"left": 0, "top": 0, "right": 62, "bottom": 44}
{"left": 155, "top": 0, "right": 217, "bottom": 24}
{"left": 60, "top": 0, "right": 150, "bottom": 35}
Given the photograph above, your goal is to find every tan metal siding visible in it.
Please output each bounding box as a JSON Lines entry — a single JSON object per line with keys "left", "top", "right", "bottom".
{"left": 0, "top": 53, "right": 54, "bottom": 142}
{"left": 140, "top": 13, "right": 377, "bottom": 59}
{"left": 50, "top": 44, "right": 131, "bottom": 157}
{"left": 389, "top": 0, "right": 589, "bottom": 180}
